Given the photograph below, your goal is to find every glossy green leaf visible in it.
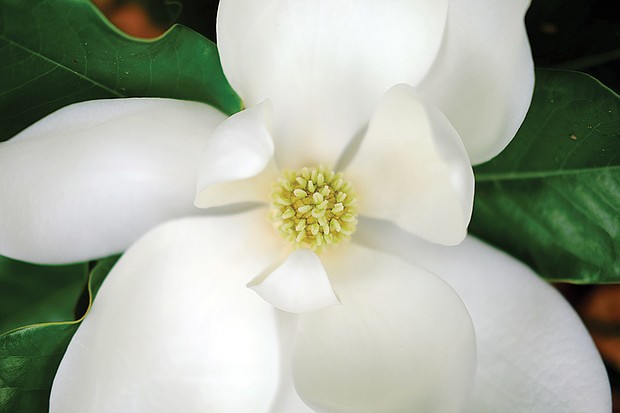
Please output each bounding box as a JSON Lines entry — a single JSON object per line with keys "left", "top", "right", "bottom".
{"left": 471, "top": 69, "right": 620, "bottom": 283}
{"left": 0, "top": 256, "right": 118, "bottom": 413}
{"left": 0, "top": 323, "right": 79, "bottom": 413}
{"left": 0, "top": 0, "right": 241, "bottom": 142}
{"left": 0, "top": 257, "right": 87, "bottom": 335}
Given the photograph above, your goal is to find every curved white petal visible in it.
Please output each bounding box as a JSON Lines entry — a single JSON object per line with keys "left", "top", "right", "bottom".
{"left": 249, "top": 248, "right": 340, "bottom": 314}
{"left": 0, "top": 98, "right": 225, "bottom": 264}
{"left": 217, "top": 0, "right": 448, "bottom": 168}
{"left": 50, "top": 209, "right": 290, "bottom": 413}
{"left": 291, "top": 243, "right": 476, "bottom": 413}
{"left": 346, "top": 84, "right": 473, "bottom": 245}
{"left": 270, "top": 385, "right": 316, "bottom": 413}
{"left": 270, "top": 311, "right": 317, "bottom": 413}
{"left": 417, "top": 0, "right": 534, "bottom": 164}
{"left": 195, "top": 102, "right": 278, "bottom": 208}
{"left": 355, "top": 219, "right": 612, "bottom": 413}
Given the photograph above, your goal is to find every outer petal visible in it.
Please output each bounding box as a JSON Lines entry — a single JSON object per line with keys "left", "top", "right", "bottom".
{"left": 0, "top": 98, "right": 225, "bottom": 264}
{"left": 416, "top": 0, "right": 535, "bottom": 164}
{"left": 356, "top": 219, "right": 612, "bottom": 413}
{"left": 195, "top": 102, "right": 279, "bottom": 208}
{"left": 292, "top": 243, "right": 476, "bottom": 413}
{"left": 248, "top": 248, "right": 341, "bottom": 313}
{"left": 217, "top": 0, "right": 448, "bottom": 168}
{"left": 345, "top": 84, "right": 473, "bottom": 246}
{"left": 50, "top": 209, "right": 290, "bottom": 413}
{"left": 270, "top": 311, "right": 318, "bottom": 413}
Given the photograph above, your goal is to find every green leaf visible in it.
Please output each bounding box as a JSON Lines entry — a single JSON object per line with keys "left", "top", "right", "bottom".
{"left": 471, "top": 69, "right": 620, "bottom": 283}
{"left": 0, "top": 257, "right": 87, "bottom": 334}
{"left": 0, "top": 0, "right": 241, "bottom": 142}
{"left": 0, "top": 323, "right": 79, "bottom": 413}
{"left": 0, "top": 256, "right": 118, "bottom": 413}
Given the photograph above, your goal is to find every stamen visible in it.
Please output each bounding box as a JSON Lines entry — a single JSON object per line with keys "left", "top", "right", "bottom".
{"left": 298, "top": 205, "right": 313, "bottom": 214}
{"left": 281, "top": 208, "right": 295, "bottom": 220}
{"left": 293, "top": 188, "right": 308, "bottom": 198}
{"left": 270, "top": 165, "right": 358, "bottom": 251}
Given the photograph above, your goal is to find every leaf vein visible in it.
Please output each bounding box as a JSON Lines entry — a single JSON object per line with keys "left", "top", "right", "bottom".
{"left": 0, "top": 36, "right": 123, "bottom": 97}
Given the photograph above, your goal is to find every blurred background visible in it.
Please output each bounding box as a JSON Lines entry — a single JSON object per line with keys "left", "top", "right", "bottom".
{"left": 91, "top": 0, "right": 620, "bottom": 410}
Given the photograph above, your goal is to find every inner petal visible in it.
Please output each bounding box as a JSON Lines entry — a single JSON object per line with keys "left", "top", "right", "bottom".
{"left": 345, "top": 84, "right": 474, "bottom": 246}
{"left": 195, "top": 101, "right": 277, "bottom": 208}
{"left": 248, "top": 249, "right": 340, "bottom": 314}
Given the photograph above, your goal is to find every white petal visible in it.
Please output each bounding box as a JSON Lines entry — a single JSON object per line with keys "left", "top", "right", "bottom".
{"left": 355, "top": 219, "right": 612, "bottom": 413}
{"left": 248, "top": 248, "right": 340, "bottom": 314}
{"left": 346, "top": 84, "right": 473, "bottom": 246}
{"left": 417, "top": 0, "right": 535, "bottom": 164}
{"left": 217, "top": 0, "right": 448, "bottom": 168}
{"left": 292, "top": 243, "right": 476, "bottom": 413}
{"left": 270, "top": 385, "right": 316, "bottom": 413}
{"left": 269, "top": 311, "right": 317, "bottom": 413}
{"left": 50, "top": 209, "right": 291, "bottom": 413}
{"left": 0, "top": 98, "right": 225, "bottom": 264}
{"left": 195, "top": 102, "right": 278, "bottom": 208}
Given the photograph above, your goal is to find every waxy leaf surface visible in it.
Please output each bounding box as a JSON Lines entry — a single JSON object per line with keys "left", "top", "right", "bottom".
{"left": 0, "top": 0, "right": 241, "bottom": 142}
{"left": 0, "top": 257, "right": 87, "bottom": 334}
{"left": 0, "top": 257, "right": 118, "bottom": 413}
{"left": 471, "top": 69, "right": 620, "bottom": 283}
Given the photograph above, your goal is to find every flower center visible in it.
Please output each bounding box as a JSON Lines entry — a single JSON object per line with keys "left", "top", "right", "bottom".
{"left": 271, "top": 165, "right": 358, "bottom": 251}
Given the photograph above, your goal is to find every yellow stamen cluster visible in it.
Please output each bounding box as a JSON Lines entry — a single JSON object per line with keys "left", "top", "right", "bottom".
{"left": 271, "top": 165, "right": 358, "bottom": 251}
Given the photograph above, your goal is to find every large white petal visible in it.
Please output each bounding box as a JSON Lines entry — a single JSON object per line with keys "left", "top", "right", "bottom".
{"left": 50, "top": 209, "right": 290, "bottom": 413}
{"left": 0, "top": 98, "right": 225, "bottom": 264}
{"left": 217, "top": 0, "right": 448, "bottom": 168}
{"left": 416, "top": 0, "right": 534, "bottom": 164}
{"left": 345, "top": 84, "right": 473, "bottom": 246}
{"left": 248, "top": 248, "right": 341, "bottom": 314}
{"left": 291, "top": 243, "right": 476, "bottom": 413}
{"left": 195, "top": 102, "right": 279, "bottom": 208}
{"left": 270, "top": 311, "right": 317, "bottom": 413}
{"left": 355, "top": 219, "right": 612, "bottom": 413}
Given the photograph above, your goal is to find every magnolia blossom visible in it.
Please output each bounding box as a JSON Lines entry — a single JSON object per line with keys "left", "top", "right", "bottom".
{"left": 191, "top": 81, "right": 474, "bottom": 316}
{"left": 0, "top": 0, "right": 611, "bottom": 412}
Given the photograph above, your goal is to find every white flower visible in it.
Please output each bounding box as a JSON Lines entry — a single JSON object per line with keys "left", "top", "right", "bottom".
{"left": 0, "top": 0, "right": 611, "bottom": 412}
{"left": 192, "top": 80, "right": 474, "bottom": 315}
{"left": 48, "top": 216, "right": 611, "bottom": 413}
